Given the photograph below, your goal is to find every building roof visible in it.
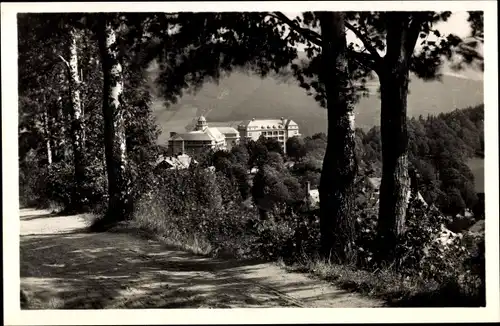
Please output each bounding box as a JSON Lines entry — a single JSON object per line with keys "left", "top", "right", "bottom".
{"left": 237, "top": 118, "right": 298, "bottom": 130}
{"left": 207, "top": 121, "right": 242, "bottom": 128}
{"left": 168, "top": 125, "right": 226, "bottom": 142}
{"left": 206, "top": 127, "right": 224, "bottom": 141}
{"left": 155, "top": 154, "right": 196, "bottom": 169}
{"left": 216, "top": 127, "right": 240, "bottom": 135}
{"left": 285, "top": 119, "right": 298, "bottom": 128}
{"left": 169, "top": 131, "right": 214, "bottom": 141}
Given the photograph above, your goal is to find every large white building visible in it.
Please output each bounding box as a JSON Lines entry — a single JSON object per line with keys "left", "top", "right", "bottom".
{"left": 167, "top": 116, "right": 241, "bottom": 155}
{"left": 236, "top": 117, "right": 300, "bottom": 153}
{"left": 167, "top": 116, "right": 300, "bottom": 155}
{"left": 167, "top": 116, "right": 227, "bottom": 156}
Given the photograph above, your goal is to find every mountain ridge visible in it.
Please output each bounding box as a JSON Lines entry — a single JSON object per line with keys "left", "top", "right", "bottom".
{"left": 146, "top": 62, "right": 483, "bottom": 144}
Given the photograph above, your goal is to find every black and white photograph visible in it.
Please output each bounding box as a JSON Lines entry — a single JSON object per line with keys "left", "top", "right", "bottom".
{"left": 2, "top": 1, "right": 499, "bottom": 324}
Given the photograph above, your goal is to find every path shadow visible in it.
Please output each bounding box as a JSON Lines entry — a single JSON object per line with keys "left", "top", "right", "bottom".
{"left": 21, "top": 212, "right": 65, "bottom": 221}
{"left": 20, "top": 230, "right": 326, "bottom": 309}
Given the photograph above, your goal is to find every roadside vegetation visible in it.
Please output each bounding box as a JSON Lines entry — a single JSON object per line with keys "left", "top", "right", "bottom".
{"left": 19, "top": 11, "right": 484, "bottom": 307}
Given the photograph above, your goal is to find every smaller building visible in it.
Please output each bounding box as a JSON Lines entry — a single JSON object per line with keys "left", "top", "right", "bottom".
{"left": 305, "top": 181, "right": 320, "bottom": 210}
{"left": 215, "top": 127, "right": 240, "bottom": 150}
{"left": 167, "top": 116, "right": 226, "bottom": 156}
{"left": 155, "top": 154, "right": 197, "bottom": 170}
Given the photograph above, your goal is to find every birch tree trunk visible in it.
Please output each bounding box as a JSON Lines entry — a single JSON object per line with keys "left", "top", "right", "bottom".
{"left": 376, "top": 13, "right": 420, "bottom": 262}
{"left": 81, "top": 67, "right": 86, "bottom": 147}
{"left": 67, "top": 26, "right": 86, "bottom": 211}
{"left": 98, "top": 17, "right": 131, "bottom": 223}
{"left": 42, "top": 105, "right": 53, "bottom": 166}
{"left": 318, "top": 12, "right": 358, "bottom": 264}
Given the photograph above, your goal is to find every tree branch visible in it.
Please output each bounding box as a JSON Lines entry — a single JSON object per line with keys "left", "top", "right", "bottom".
{"left": 348, "top": 50, "right": 377, "bottom": 72}
{"left": 268, "top": 12, "right": 322, "bottom": 47}
{"left": 405, "top": 15, "right": 425, "bottom": 61}
{"left": 344, "top": 21, "right": 382, "bottom": 66}
{"left": 57, "top": 54, "right": 70, "bottom": 69}
{"left": 268, "top": 12, "right": 378, "bottom": 74}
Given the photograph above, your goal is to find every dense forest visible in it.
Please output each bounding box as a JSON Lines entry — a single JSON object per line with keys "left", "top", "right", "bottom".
{"left": 236, "top": 104, "right": 485, "bottom": 219}
{"left": 18, "top": 11, "right": 485, "bottom": 306}
{"left": 359, "top": 104, "right": 484, "bottom": 216}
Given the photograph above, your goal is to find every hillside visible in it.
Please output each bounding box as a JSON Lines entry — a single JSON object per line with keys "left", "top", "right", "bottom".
{"left": 146, "top": 62, "right": 483, "bottom": 144}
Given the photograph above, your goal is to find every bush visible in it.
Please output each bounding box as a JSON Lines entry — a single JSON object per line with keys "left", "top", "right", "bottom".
{"left": 19, "top": 165, "right": 49, "bottom": 208}
{"left": 19, "top": 149, "right": 50, "bottom": 208}
{"left": 130, "top": 153, "right": 483, "bottom": 306}
{"left": 44, "top": 162, "right": 75, "bottom": 209}
{"left": 19, "top": 156, "right": 109, "bottom": 214}
{"left": 132, "top": 164, "right": 322, "bottom": 262}
{"left": 353, "top": 194, "right": 484, "bottom": 304}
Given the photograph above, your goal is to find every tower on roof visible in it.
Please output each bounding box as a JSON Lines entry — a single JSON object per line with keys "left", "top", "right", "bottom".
{"left": 195, "top": 115, "right": 208, "bottom": 131}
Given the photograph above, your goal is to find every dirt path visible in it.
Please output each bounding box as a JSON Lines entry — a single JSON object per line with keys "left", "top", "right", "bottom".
{"left": 20, "top": 208, "right": 385, "bottom": 309}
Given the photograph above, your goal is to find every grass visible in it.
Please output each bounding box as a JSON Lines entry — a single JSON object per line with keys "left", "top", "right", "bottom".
{"left": 21, "top": 289, "right": 65, "bottom": 309}
{"left": 117, "top": 210, "right": 484, "bottom": 307}
{"left": 278, "top": 258, "right": 433, "bottom": 306}
{"left": 82, "top": 191, "right": 485, "bottom": 308}
{"left": 97, "top": 213, "right": 215, "bottom": 257}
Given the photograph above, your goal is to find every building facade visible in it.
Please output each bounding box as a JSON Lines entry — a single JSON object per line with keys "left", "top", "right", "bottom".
{"left": 215, "top": 127, "right": 240, "bottom": 150}
{"left": 236, "top": 117, "right": 300, "bottom": 153}
{"left": 167, "top": 116, "right": 226, "bottom": 156}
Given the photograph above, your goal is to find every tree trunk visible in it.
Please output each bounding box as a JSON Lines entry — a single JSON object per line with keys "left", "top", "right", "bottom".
{"left": 81, "top": 68, "right": 86, "bottom": 148}
{"left": 376, "top": 13, "right": 419, "bottom": 262}
{"left": 42, "top": 105, "right": 53, "bottom": 166}
{"left": 67, "top": 26, "right": 85, "bottom": 211}
{"left": 318, "top": 12, "right": 358, "bottom": 264}
{"left": 98, "top": 17, "right": 131, "bottom": 223}
{"left": 56, "top": 95, "right": 71, "bottom": 161}
{"left": 55, "top": 62, "right": 69, "bottom": 161}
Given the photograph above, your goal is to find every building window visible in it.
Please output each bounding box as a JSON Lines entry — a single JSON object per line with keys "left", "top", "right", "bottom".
{"left": 279, "top": 131, "right": 284, "bottom": 135}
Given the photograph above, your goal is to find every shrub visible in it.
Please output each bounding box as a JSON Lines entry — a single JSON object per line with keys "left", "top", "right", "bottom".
{"left": 44, "top": 162, "right": 75, "bottom": 209}
{"left": 353, "top": 193, "right": 484, "bottom": 304}
{"left": 131, "top": 155, "right": 484, "bottom": 306}
{"left": 20, "top": 156, "right": 109, "bottom": 214}
{"left": 19, "top": 165, "right": 49, "bottom": 208}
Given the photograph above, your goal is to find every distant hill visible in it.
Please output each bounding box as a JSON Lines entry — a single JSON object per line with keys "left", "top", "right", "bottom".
{"left": 146, "top": 61, "right": 483, "bottom": 145}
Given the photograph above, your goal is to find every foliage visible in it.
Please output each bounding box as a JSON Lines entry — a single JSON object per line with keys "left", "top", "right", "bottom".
{"left": 19, "top": 150, "right": 49, "bottom": 208}
{"left": 251, "top": 158, "right": 306, "bottom": 219}
{"left": 359, "top": 105, "right": 483, "bottom": 214}
{"left": 132, "top": 142, "right": 484, "bottom": 305}
{"left": 18, "top": 12, "right": 484, "bottom": 306}
{"left": 354, "top": 195, "right": 482, "bottom": 289}
{"left": 286, "top": 136, "right": 307, "bottom": 162}
{"left": 18, "top": 13, "right": 161, "bottom": 215}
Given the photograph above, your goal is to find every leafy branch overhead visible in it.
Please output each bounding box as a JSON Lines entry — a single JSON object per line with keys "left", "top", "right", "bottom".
{"left": 149, "top": 11, "right": 483, "bottom": 108}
